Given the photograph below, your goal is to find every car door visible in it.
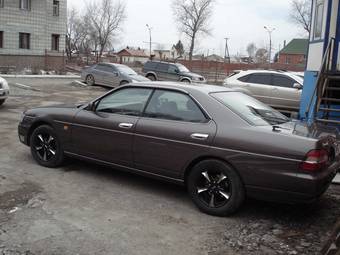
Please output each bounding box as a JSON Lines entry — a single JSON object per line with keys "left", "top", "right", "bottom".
{"left": 133, "top": 89, "right": 217, "bottom": 179}
{"left": 71, "top": 87, "right": 153, "bottom": 167}
{"left": 92, "top": 64, "right": 106, "bottom": 85}
{"left": 167, "top": 64, "right": 180, "bottom": 81}
{"left": 100, "top": 65, "right": 120, "bottom": 87}
{"left": 155, "top": 63, "right": 170, "bottom": 81}
{"left": 270, "top": 74, "right": 302, "bottom": 111}
{"left": 241, "top": 73, "right": 273, "bottom": 105}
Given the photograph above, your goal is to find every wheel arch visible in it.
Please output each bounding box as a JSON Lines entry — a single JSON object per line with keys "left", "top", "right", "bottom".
{"left": 146, "top": 72, "right": 157, "bottom": 79}
{"left": 180, "top": 77, "right": 192, "bottom": 83}
{"left": 27, "top": 120, "right": 53, "bottom": 146}
{"left": 183, "top": 156, "right": 245, "bottom": 186}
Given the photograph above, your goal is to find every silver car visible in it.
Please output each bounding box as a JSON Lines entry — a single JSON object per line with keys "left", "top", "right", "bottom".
{"left": 81, "top": 63, "right": 150, "bottom": 87}
{"left": 0, "top": 77, "right": 10, "bottom": 106}
{"left": 223, "top": 70, "right": 304, "bottom": 113}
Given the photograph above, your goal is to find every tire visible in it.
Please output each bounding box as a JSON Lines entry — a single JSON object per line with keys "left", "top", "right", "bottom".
{"left": 0, "top": 99, "right": 5, "bottom": 106}
{"left": 120, "top": 80, "right": 129, "bottom": 86}
{"left": 146, "top": 74, "right": 156, "bottom": 81}
{"left": 86, "top": 74, "right": 95, "bottom": 86}
{"left": 187, "top": 159, "right": 245, "bottom": 216}
{"left": 181, "top": 79, "right": 191, "bottom": 84}
{"left": 30, "top": 125, "right": 64, "bottom": 168}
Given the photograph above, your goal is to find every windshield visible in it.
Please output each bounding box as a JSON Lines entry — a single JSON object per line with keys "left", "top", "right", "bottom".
{"left": 176, "top": 64, "right": 190, "bottom": 73}
{"left": 211, "top": 92, "right": 289, "bottom": 126}
{"left": 116, "top": 65, "right": 137, "bottom": 75}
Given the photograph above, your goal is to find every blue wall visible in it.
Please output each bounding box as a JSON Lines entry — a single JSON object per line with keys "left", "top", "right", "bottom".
{"left": 300, "top": 71, "right": 318, "bottom": 121}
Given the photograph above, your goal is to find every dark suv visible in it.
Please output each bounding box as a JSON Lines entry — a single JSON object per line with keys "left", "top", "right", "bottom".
{"left": 142, "top": 61, "right": 206, "bottom": 84}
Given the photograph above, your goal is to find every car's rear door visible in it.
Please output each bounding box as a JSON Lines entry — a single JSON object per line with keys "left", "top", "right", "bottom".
{"left": 71, "top": 87, "right": 153, "bottom": 167}
{"left": 270, "top": 74, "right": 302, "bottom": 111}
{"left": 92, "top": 64, "right": 106, "bottom": 85}
{"left": 155, "top": 63, "right": 169, "bottom": 81}
{"left": 241, "top": 73, "right": 273, "bottom": 105}
{"left": 133, "top": 89, "right": 217, "bottom": 179}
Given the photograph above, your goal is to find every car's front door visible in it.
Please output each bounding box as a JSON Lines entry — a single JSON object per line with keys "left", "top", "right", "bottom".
{"left": 270, "top": 74, "right": 302, "bottom": 111}
{"left": 100, "top": 64, "right": 120, "bottom": 87}
{"left": 71, "top": 87, "right": 153, "bottom": 167}
{"left": 167, "top": 64, "right": 181, "bottom": 81}
{"left": 133, "top": 89, "right": 217, "bottom": 179}
{"left": 243, "top": 73, "right": 273, "bottom": 105}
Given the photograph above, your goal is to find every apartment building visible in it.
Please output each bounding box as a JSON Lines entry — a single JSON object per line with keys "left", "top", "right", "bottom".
{"left": 0, "top": 0, "right": 67, "bottom": 72}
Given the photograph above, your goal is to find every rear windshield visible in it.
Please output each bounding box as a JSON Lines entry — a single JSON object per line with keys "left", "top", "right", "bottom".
{"left": 211, "top": 92, "right": 289, "bottom": 126}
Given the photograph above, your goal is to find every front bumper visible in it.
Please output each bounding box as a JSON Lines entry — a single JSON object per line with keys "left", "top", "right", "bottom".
{"left": 0, "top": 89, "right": 9, "bottom": 99}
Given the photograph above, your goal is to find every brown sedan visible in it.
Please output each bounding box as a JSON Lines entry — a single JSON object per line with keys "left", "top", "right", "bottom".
{"left": 18, "top": 82, "right": 340, "bottom": 216}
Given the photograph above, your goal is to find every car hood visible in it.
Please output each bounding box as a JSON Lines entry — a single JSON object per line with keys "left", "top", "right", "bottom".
{"left": 24, "top": 103, "right": 83, "bottom": 116}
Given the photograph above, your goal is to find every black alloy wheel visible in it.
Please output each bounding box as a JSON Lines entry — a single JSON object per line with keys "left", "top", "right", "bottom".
{"left": 187, "top": 159, "right": 245, "bottom": 216}
{"left": 30, "top": 125, "right": 64, "bottom": 168}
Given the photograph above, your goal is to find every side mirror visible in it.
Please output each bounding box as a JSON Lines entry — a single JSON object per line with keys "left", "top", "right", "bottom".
{"left": 175, "top": 69, "right": 179, "bottom": 73}
{"left": 293, "top": 83, "right": 303, "bottom": 90}
{"left": 86, "top": 102, "right": 96, "bottom": 111}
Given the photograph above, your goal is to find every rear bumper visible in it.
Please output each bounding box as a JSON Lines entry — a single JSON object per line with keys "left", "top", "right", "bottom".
{"left": 247, "top": 161, "right": 339, "bottom": 204}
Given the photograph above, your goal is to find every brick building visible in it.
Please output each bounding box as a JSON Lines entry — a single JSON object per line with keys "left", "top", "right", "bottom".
{"left": 0, "top": 0, "right": 67, "bottom": 72}
{"left": 277, "top": 39, "right": 308, "bottom": 67}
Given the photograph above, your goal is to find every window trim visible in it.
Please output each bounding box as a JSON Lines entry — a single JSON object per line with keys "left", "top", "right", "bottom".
{"left": 0, "top": 31, "right": 3, "bottom": 49}
{"left": 141, "top": 88, "right": 210, "bottom": 123}
{"left": 313, "top": 0, "right": 324, "bottom": 40}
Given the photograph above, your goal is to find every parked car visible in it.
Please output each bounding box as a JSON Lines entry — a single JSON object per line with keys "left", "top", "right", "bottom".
{"left": 81, "top": 63, "right": 150, "bottom": 87}
{"left": 143, "top": 61, "right": 206, "bottom": 83}
{"left": 0, "top": 77, "right": 10, "bottom": 106}
{"left": 223, "top": 70, "right": 304, "bottom": 113}
{"left": 18, "top": 82, "right": 339, "bottom": 216}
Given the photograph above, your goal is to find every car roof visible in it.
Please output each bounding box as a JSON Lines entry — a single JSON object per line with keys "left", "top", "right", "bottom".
{"left": 97, "top": 63, "right": 127, "bottom": 68}
{"left": 128, "top": 81, "right": 233, "bottom": 95}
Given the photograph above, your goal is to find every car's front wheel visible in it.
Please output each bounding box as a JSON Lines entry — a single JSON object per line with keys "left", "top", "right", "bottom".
{"left": 187, "top": 159, "right": 245, "bottom": 216}
{"left": 30, "top": 125, "right": 64, "bottom": 168}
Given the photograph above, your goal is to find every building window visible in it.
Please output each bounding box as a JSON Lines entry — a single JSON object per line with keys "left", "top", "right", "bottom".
{"left": 0, "top": 0, "right": 4, "bottom": 8}
{"left": 285, "top": 56, "right": 291, "bottom": 64}
{"left": 51, "top": 34, "right": 60, "bottom": 51}
{"left": 53, "top": 0, "right": 59, "bottom": 16}
{"left": 0, "top": 31, "right": 3, "bottom": 48}
{"left": 20, "top": 0, "right": 31, "bottom": 10}
{"left": 19, "top": 33, "right": 30, "bottom": 49}
{"left": 313, "top": 0, "right": 324, "bottom": 40}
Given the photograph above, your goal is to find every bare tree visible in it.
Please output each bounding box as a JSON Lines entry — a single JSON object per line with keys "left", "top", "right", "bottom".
{"left": 172, "top": 0, "right": 214, "bottom": 62}
{"left": 289, "top": 0, "right": 312, "bottom": 34}
{"left": 86, "top": 0, "right": 126, "bottom": 61}
{"left": 246, "top": 43, "right": 256, "bottom": 60}
{"left": 255, "top": 48, "right": 268, "bottom": 64}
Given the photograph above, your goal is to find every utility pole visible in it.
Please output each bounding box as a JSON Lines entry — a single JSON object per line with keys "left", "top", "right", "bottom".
{"left": 224, "top": 37, "right": 230, "bottom": 64}
{"left": 146, "top": 24, "right": 152, "bottom": 59}
{"left": 264, "top": 26, "right": 275, "bottom": 67}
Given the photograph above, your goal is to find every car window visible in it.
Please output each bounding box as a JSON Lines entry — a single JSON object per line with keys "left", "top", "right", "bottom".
{"left": 96, "top": 88, "right": 153, "bottom": 116}
{"left": 95, "top": 64, "right": 114, "bottom": 73}
{"left": 144, "top": 90, "right": 207, "bottom": 123}
{"left": 211, "top": 91, "right": 289, "bottom": 126}
{"left": 272, "top": 75, "right": 296, "bottom": 88}
{"left": 168, "top": 65, "right": 179, "bottom": 74}
{"left": 237, "top": 74, "right": 250, "bottom": 82}
{"left": 247, "top": 74, "right": 271, "bottom": 85}
{"left": 145, "top": 61, "right": 158, "bottom": 70}
{"left": 157, "top": 63, "right": 169, "bottom": 72}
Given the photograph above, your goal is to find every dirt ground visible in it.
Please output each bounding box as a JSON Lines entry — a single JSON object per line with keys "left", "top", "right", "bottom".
{"left": 0, "top": 77, "right": 339, "bottom": 255}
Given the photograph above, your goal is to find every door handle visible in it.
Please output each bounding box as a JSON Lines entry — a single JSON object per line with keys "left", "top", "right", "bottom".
{"left": 118, "top": 123, "right": 133, "bottom": 129}
{"left": 191, "top": 133, "right": 209, "bottom": 140}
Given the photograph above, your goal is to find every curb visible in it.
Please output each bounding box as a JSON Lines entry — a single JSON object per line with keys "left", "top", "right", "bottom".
{"left": 1, "top": 75, "right": 81, "bottom": 79}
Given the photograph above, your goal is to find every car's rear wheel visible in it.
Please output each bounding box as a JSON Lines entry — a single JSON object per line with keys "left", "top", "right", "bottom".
{"left": 146, "top": 74, "right": 156, "bottom": 81}
{"left": 86, "top": 75, "right": 95, "bottom": 86}
{"left": 0, "top": 99, "right": 5, "bottom": 106}
{"left": 120, "top": 80, "right": 129, "bottom": 86}
{"left": 181, "top": 79, "right": 191, "bottom": 83}
{"left": 187, "top": 159, "right": 245, "bottom": 216}
{"left": 30, "top": 125, "right": 64, "bottom": 168}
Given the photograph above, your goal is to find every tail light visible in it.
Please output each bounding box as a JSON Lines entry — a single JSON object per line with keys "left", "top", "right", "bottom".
{"left": 300, "top": 149, "right": 329, "bottom": 172}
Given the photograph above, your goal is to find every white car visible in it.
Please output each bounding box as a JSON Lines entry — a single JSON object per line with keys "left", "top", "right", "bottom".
{"left": 223, "top": 70, "right": 304, "bottom": 113}
{"left": 0, "top": 77, "right": 10, "bottom": 106}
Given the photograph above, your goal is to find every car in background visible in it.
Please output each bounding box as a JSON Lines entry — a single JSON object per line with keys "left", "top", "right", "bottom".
{"left": 0, "top": 77, "right": 10, "bottom": 106}
{"left": 143, "top": 61, "right": 206, "bottom": 84}
{"left": 81, "top": 63, "right": 150, "bottom": 87}
{"left": 223, "top": 70, "right": 304, "bottom": 114}
{"left": 18, "top": 82, "right": 339, "bottom": 216}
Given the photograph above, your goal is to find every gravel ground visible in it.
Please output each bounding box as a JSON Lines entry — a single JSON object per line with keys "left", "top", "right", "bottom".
{"left": 0, "top": 77, "right": 339, "bottom": 255}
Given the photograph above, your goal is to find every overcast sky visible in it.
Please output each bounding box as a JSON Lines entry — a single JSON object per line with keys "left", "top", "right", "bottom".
{"left": 68, "top": 0, "right": 307, "bottom": 56}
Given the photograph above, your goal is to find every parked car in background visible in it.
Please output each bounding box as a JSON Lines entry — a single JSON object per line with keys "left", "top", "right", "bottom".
{"left": 223, "top": 70, "right": 304, "bottom": 114}
{"left": 18, "top": 82, "right": 339, "bottom": 216}
{"left": 81, "top": 63, "right": 150, "bottom": 87}
{"left": 143, "top": 61, "right": 206, "bottom": 84}
{"left": 0, "top": 77, "right": 10, "bottom": 106}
